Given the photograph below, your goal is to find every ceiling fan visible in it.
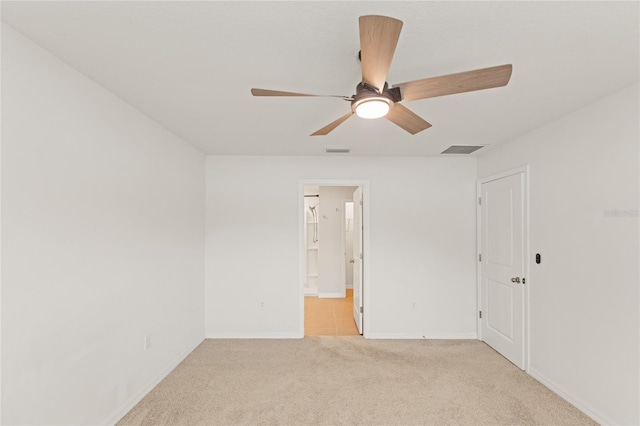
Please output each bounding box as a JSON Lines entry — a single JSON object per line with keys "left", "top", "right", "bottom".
{"left": 251, "top": 15, "right": 512, "bottom": 136}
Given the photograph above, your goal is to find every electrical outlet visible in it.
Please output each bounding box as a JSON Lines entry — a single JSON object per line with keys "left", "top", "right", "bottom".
{"left": 260, "top": 302, "right": 264, "bottom": 309}
{"left": 412, "top": 302, "right": 416, "bottom": 309}
{"left": 144, "top": 334, "right": 152, "bottom": 350}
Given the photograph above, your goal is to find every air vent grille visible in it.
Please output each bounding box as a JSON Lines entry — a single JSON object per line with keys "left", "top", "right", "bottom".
{"left": 441, "top": 145, "right": 485, "bottom": 154}
{"left": 325, "top": 147, "right": 351, "bottom": 153}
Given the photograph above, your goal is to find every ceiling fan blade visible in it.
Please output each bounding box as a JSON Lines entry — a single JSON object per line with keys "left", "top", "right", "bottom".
{"left": 385, "top": 104, "right": 432, "bottom": 135}
{"left": 395, "top": 64, "right": 513, "bottom": 102}
{"left": 251, "top": 88, "right": 348, "bottom": 98}
{"left": 359, "top": 15, "right": 403, "bottom": 92}
{"left": 310, "top": 112, "right": 354, "bottom": 136}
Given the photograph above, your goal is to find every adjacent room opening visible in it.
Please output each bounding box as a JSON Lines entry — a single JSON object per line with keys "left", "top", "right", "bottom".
{"left": 302, "top": 184, "right": 364, "bottom": 337}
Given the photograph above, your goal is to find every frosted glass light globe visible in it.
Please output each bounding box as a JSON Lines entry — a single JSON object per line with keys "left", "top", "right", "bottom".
{"left": 355, "top": 99, "right": 390, "bottom": 119}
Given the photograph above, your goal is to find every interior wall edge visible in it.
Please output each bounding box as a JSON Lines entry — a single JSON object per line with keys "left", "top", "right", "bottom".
{"left": 365, "top": 333, "right": 478, "bottom": 340}
{"left": 528, "top": 367, "right": 613, "bottom": 426}
{"left": 475, "top": 82, "right": 639, "bottom": 425}
{"left": 0, "top": 22, "right": 206, "bottom": 156}
{"left": 317, "top": 292, "right": 347, "bottom": 299}
{"left": 106, "top": 337, "right": 205, "bottom": 426}
{"left": 205, "top": 333, "right": 303, "bottom": 339}
{"left": 2, "top": 23, "right": 207, "bottom": 424}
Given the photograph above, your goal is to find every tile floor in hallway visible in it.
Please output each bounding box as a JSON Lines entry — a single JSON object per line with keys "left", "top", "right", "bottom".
{"left": 304, "top": 289, "right": 361, "bottom": 336}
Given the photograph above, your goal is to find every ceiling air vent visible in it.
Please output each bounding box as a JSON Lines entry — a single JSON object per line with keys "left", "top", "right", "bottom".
{"left": 325, "top": 147, "right": 351, "bottom": 153}
{"left": 441, "top": 145, "right": 485, "bottom": 154}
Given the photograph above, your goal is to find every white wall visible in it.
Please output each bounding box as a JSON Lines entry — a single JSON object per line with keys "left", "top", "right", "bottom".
{"left": 1, "top": 24, "right": 205, "bottom": 425}
{"left": 0, "top": 24, "right": 3, "bottom": 424}
{"left": 205, "top": 156, "right": 477, "bottom": 338}
{"left": 318, "top": 186, "right": 356, "bottom": 297}
{"left": 303, "top": 194, "right": 319, "bottom": 290}
{"left": 477, "top": 83, "right": 639, "bottom": 425}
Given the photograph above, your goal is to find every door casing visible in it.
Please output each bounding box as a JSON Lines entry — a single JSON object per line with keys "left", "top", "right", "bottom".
{"left": 298, "top": 180, "right": 370, "bottom": 338}
{"left": 352, "top": 187, "right": 363, "bottom": 334}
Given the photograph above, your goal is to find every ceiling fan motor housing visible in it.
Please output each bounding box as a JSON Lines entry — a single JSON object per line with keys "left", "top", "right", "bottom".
{"left": 351, "top": 82, "right": 401, "bottom": 114}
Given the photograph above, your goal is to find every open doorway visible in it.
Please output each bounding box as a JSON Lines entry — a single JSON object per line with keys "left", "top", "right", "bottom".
{"left": 299, "top": 181, "right": 368, "bottom": 337}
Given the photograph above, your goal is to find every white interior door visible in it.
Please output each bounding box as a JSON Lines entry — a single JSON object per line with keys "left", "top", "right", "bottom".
{"left": 352, "top": 187, "right": 363, "bottom": 334}
{"left": 480, "top": 173, "right": 525, "bottom": 369}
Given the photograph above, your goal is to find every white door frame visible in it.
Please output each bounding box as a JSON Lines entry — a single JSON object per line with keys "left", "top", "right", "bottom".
{"left": 298, "top": 180, "right": 370, "bottom": 338}
{"left": 477, "top": 166, "right": 530, "bottom": 371}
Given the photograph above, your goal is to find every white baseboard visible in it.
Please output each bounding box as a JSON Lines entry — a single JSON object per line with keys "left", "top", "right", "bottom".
{"left": 206, "top": 332, "right": 301, "bottom": 339}
{"left": 106, "top": 335, "right": 204, "bottom": 426}
{"left": 304, "top": 286, "right": 318, "bottom": 296}
{"left": 318, "top": 292, "right": 345, "bottom": 298}
{"left": 528, "top": 367, "right": 614, "bottom": 425}
{"left": 365, "top": 333, "right": 478, "bottom": 340}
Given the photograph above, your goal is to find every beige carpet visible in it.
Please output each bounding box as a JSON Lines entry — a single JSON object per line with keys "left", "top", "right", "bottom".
{"left": 118, "top": 338, "right": 595, "bottom": 426}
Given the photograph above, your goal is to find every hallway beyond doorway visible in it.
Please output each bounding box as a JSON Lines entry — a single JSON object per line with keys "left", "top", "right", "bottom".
{"left": 304, "top": 290, "right": 360, "bottom": 336}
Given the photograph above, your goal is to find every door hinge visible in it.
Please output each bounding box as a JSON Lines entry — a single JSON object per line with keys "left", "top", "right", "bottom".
{"left": 479, "top": 310, "right": 482, "bottom": 319}
{"left": 359, "top": 306, "right": 363, "bottom": 314}
{"left": 478, "top": 197, "right": 481, "bottom": 205}
{"left": 359, "top": 199, "right": 363, "bottom": 206}
{"left": 359, "top": 253, "right": 363, "bottom": 260}
{"left": 478, "top": 254, "right": 482, "bottom": 262}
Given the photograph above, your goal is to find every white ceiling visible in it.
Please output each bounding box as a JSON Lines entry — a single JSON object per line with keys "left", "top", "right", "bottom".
{"left": 2, "top": 1, "right": 638, "bottom": 156}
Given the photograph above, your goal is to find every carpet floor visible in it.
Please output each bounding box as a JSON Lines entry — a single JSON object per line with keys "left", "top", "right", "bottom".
{"left": 118, "top": 338, "right": 595, "bottom": 426}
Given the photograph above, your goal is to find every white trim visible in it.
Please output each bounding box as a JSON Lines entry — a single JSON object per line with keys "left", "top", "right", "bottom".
{"left": 298, "top": 180, "right": 370, "bottom": 338}
{"left": 478, "top": 165, "right": 529, "bottom": 183}
{"left": 529, "top": 367, "right": 612, "bottom": 425}
{"left": 106, "top": 336, "right": 204, "bottom": 426}
{"left": 318, "top": 292, "right": 346, "bottom": 298}
{"left": 206, "top": 332, "right": 301, "bottom": 339}
{"left": 523, "top": 166, "right": 531, "bottom": 372}
{"left": 476, "top": 182, "right": 482, "bottom": 341}
{"left": 304, "top": 286, "right": 318, "bottom": 297}
{"left": 0, "top": 92, "right": 3, "bottom": 422}
{"left": 366, "top": 333, "right": 478, "bottom": 340}
{"left": 477, "top": 165, "right": 530, "bottom": 371}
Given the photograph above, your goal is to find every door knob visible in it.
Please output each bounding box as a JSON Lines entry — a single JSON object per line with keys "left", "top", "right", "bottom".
{"left": 349, "top": 260, "right": 355, "bottom": 263}
{"left": 511, "top": 277, "right": 521, "bottom": 283}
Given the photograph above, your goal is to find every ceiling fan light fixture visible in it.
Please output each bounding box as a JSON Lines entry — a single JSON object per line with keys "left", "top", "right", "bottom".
{"left": 251, "top": 15, "right": 513, "bottom": 136}
{"left": 355, "top": 98, "right": 391, "bottom": 119}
